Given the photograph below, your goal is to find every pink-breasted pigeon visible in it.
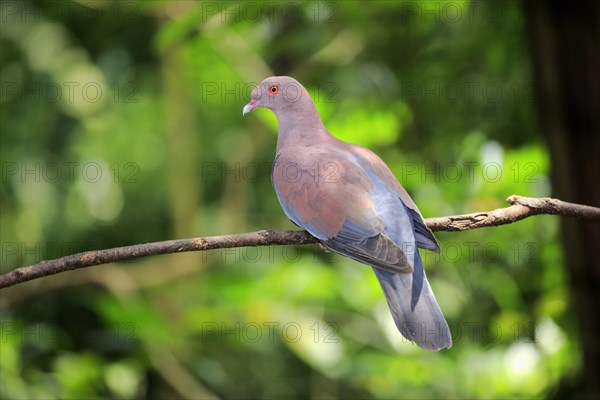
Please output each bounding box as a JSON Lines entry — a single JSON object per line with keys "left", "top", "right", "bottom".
{"left": 243, "top": 76, "right": 451, "bottom": 350}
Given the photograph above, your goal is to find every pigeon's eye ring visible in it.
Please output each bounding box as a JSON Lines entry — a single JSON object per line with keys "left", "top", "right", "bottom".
{"left": 268, "top": 85, "right": 280, "bottom": 95}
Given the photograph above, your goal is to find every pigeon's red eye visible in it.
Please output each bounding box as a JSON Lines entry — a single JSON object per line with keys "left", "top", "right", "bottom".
{"left": 269, "top": 85, "right": 279, "bottom": 95}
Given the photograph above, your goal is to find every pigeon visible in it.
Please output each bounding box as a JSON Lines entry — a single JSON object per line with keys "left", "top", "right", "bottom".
{"left": 243, "top": 76, "right": 451, "bottom": 350}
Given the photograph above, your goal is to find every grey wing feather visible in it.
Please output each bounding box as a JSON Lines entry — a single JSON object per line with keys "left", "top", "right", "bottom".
{"left": 405, "top": 206, "right": 440, "bottom": 253}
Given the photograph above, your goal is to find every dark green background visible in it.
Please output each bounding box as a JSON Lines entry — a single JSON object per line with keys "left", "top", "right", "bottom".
{"left": 1, "top": 1, "right": 589, "bottom": 398}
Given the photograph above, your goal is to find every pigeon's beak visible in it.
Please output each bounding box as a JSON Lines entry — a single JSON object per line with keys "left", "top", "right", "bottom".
{"left": 242, "top": 99, "right": 259, "bottom": 116}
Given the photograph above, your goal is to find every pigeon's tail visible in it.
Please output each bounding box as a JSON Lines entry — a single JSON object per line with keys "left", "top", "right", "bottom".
{"left": 372, "top": 252, "right": 452, "bottom": 351}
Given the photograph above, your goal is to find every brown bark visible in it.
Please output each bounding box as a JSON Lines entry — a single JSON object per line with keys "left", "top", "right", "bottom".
{"left": 523, "top": 1, "right": 600, "bottom": 397}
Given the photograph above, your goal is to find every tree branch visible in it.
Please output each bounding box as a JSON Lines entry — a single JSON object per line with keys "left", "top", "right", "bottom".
{"left": 1, "top": 195, "right": 598, "bottom": 289}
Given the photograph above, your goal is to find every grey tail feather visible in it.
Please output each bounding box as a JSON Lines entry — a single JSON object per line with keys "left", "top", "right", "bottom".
{"left": 372, "top": 253, "right": 452, "bottom": 351}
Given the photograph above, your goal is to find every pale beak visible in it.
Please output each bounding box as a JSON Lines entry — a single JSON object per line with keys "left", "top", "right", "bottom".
{"left": 242, "top": 99, "right": 259, "bottom": 116}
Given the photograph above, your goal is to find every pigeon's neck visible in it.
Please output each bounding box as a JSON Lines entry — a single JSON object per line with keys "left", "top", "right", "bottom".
{"left": 275, "top": 104, "right": 332, "bottom": 153}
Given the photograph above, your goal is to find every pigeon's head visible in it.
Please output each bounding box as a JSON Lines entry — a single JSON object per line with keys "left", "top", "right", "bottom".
{"left": 243, "top": 76, "right": 310, "bottom": 116}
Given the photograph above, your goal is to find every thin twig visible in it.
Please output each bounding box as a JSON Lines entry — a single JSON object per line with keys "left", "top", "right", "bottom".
{"left": 1, "top": 195, "right": 598, "bottom": 289}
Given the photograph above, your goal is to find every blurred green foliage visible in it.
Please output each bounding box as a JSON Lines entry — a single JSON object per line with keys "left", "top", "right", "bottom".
{"left": 0, "top": 0, "right": 577, "bottom": 398}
